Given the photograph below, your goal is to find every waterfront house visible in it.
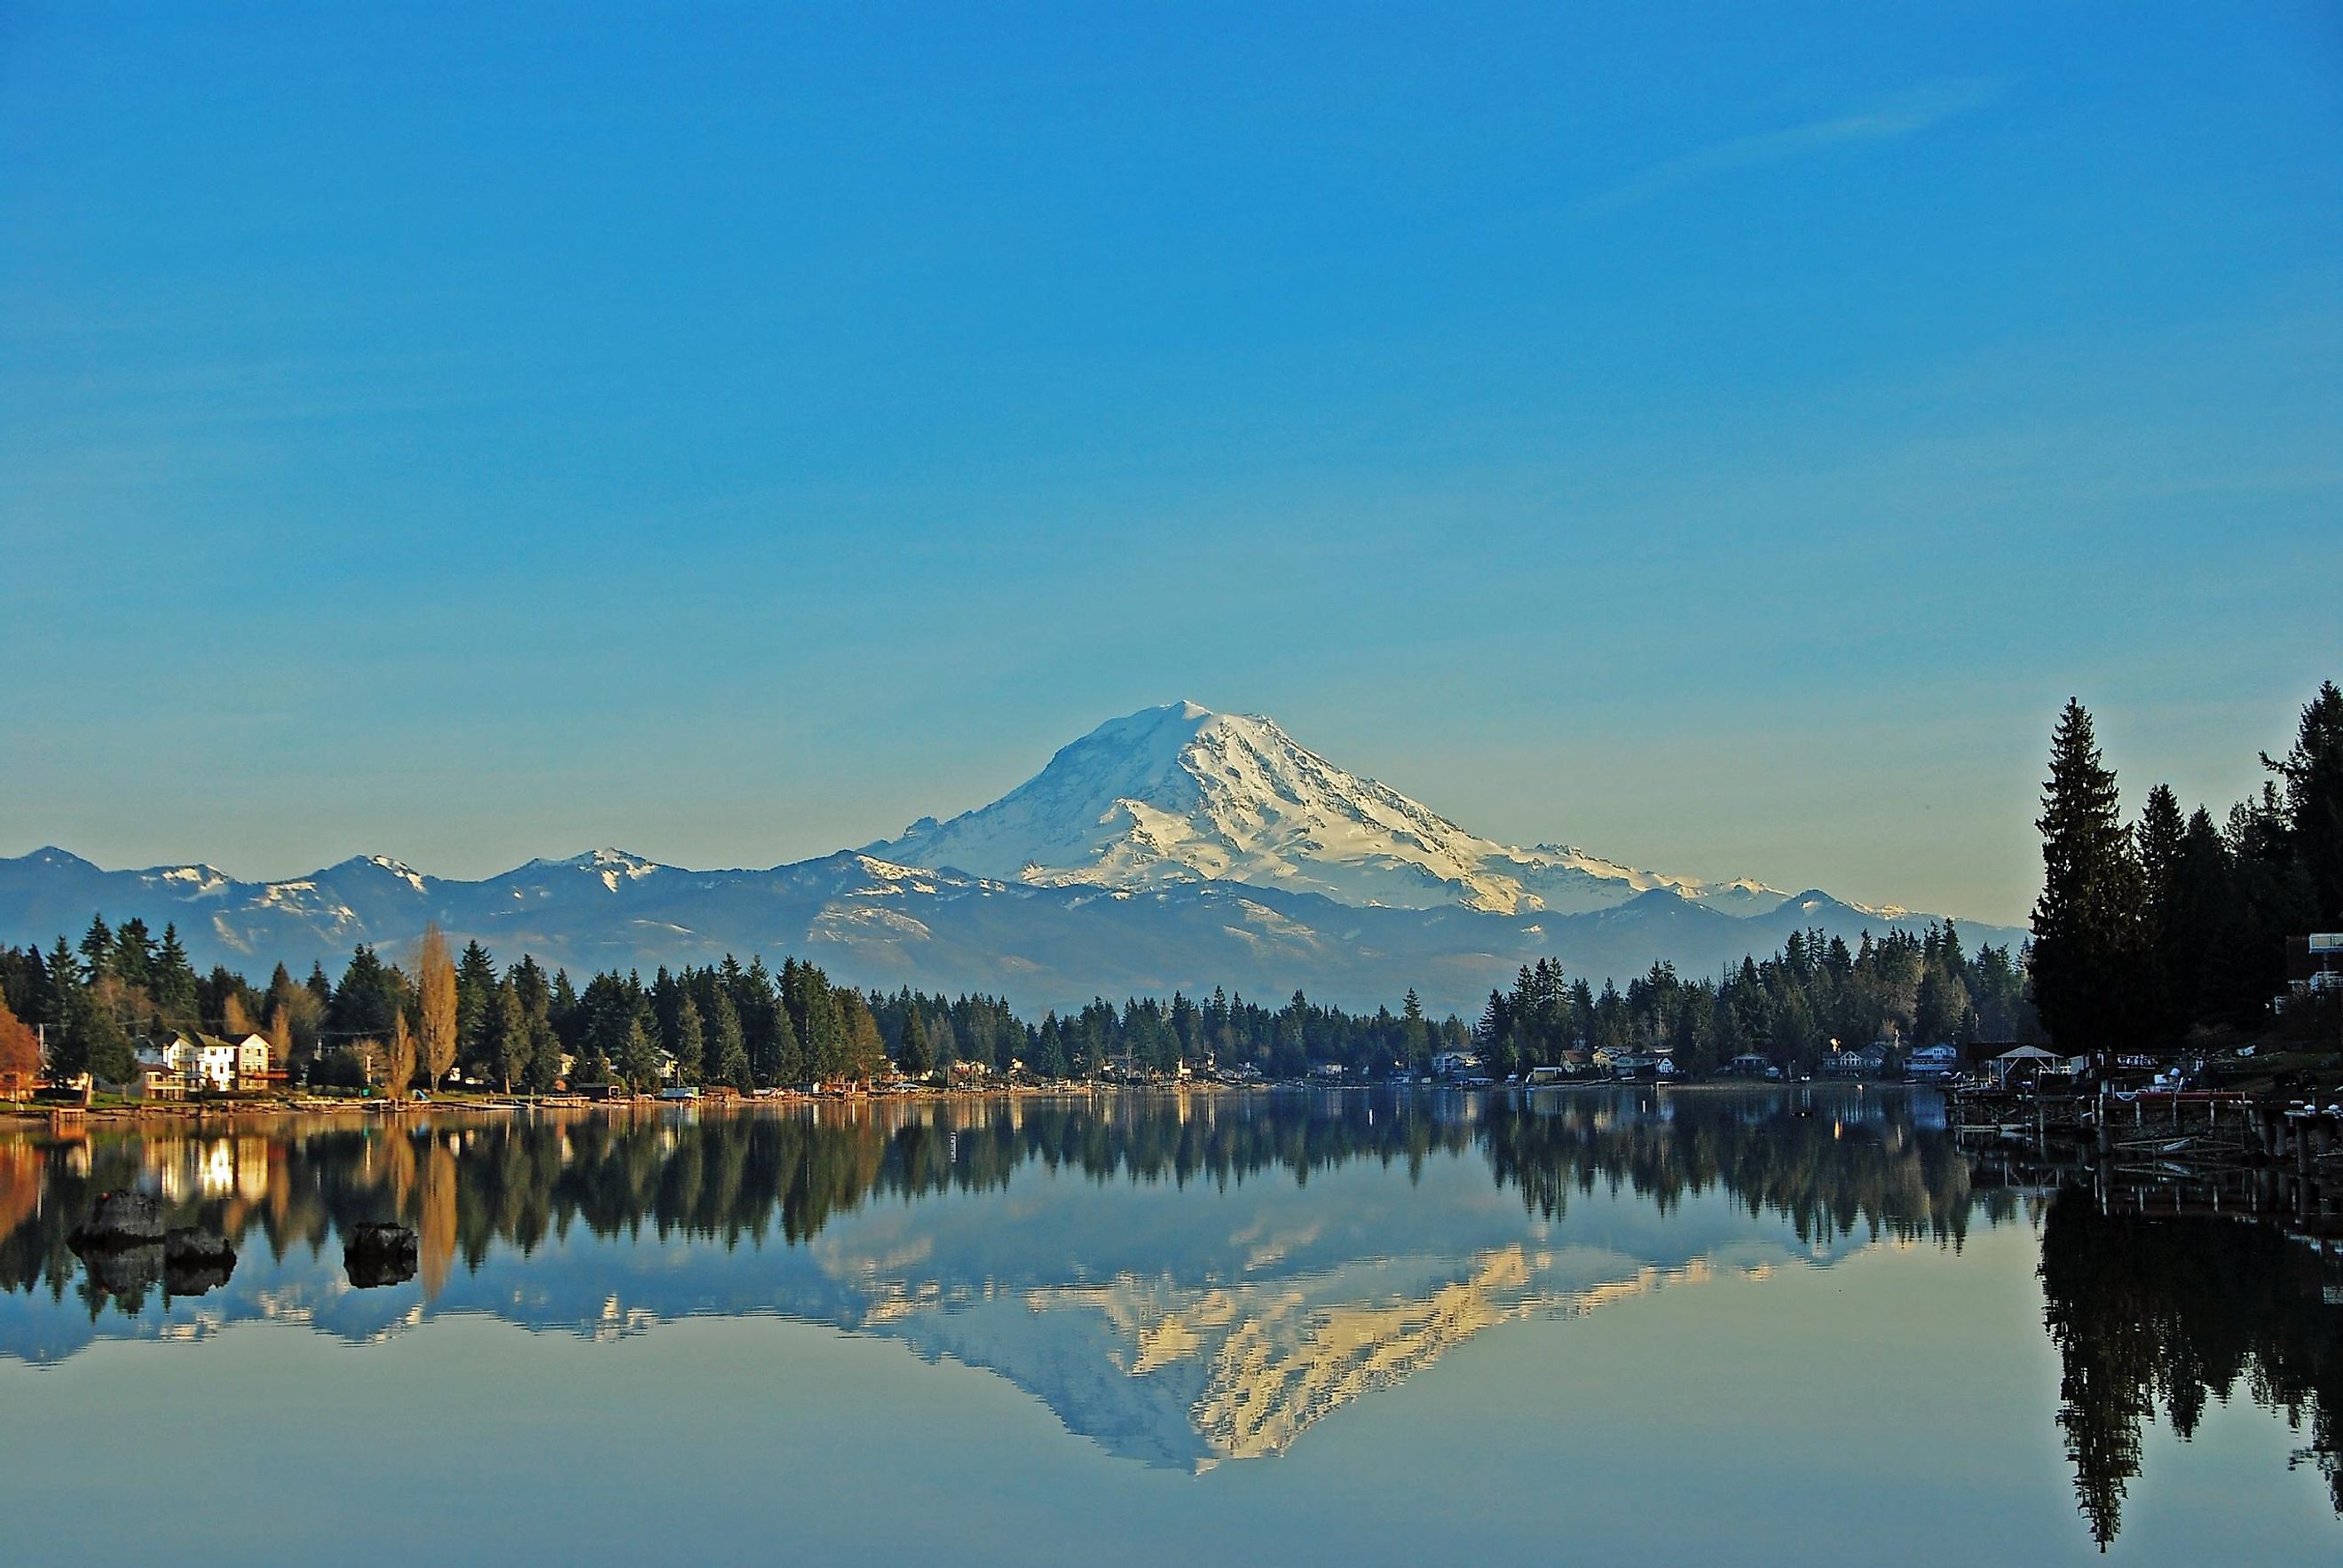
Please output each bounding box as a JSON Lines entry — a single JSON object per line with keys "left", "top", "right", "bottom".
{"left": 109, "top": 1044, "right": 186, "bottom": 1100}
{"left": 1431, "top": 1051, "right": 1480, "bottom": 1080}
{"left": 1906, "top": 1044, "right": 1960, "bottom": 1078}
{"left": 161, "top": 1031, "right": 272, "bottom": 1091}
{"left": 1595, "top": 1047, "right": 1668, "bottom": 1079}
{"left": 1823, "top": 1042, "right": 1890, "bottom": 1077}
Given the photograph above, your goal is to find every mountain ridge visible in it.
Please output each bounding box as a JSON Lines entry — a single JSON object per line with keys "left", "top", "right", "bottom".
{"left": 0, "top": 702, "right": 2019, "bottom": 1013}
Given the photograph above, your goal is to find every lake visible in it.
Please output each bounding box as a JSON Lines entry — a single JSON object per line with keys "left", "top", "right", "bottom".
{"left": 3, "top": 1086, "right": 2338, "bottom": 1563}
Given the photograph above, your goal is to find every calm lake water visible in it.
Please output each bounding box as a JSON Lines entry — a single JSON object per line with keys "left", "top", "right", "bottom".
{"left": 3, "top": 1086, "right": 2338, "bottom": 1563}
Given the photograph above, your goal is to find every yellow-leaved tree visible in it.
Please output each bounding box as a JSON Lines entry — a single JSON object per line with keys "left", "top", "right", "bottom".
{"left": 416, "top": 923, "right": 458, "bottom": 1091}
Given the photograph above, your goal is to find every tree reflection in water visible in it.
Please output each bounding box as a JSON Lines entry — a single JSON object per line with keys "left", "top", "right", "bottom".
{"left": 2038, "top": 1189, "right": 2343, "bottom": 1548}
{"left": 0, "top": 1088, "right": 2338, "bottom": 1543}
{"left": 3, "top": 1091, "right": 1974, "bottom": 1308}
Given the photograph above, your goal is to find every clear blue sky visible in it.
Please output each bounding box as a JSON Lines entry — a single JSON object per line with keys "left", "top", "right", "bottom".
{"left": 4, "top": 4, "right": 2338, "bottom": 925}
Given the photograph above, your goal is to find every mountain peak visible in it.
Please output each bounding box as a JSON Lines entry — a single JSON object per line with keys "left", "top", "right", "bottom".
{"left": 876, "top": 703, "right": 1608, "bottom": 914}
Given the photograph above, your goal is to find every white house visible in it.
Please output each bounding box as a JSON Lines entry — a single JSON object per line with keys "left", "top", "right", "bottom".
{"left": 162, "top": 1032, "right": 272, "bottom": 1092}
{"left": 1431, "top": 1051, "right": 1480, "bottom": 1080}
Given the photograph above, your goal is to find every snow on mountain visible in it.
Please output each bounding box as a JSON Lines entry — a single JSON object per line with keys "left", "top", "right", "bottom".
{"left": 0, "top": 702, "right": 2020, "bottom": 1012}
{"left": 506, "top": 847, "right": 672, "bottom": 894}
{"left": 873, "top": 701, "right": 1787, "bottom": 918}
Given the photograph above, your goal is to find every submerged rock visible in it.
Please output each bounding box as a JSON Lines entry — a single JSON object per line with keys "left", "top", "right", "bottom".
{"left": 343, "top": 1222, "right": 419, "bottom": 1289}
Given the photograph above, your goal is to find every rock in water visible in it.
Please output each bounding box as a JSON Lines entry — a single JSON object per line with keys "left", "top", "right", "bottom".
{"left": 71, "top": 1190, "right": 164, "bottom": 1246}
{"left": 162, "top": 1229, "right": 238, "bottom": 1296}
{"left": 343, "top": 1222, "right": 419, "bottom": 1288}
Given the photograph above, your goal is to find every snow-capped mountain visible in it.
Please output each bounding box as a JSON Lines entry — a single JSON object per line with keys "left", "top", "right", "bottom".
{"left": 0, "top": 702, "right": 2018, "bottom": 1013}
{"left": 875, "top": 700, "right": 1790, "bottom": 918}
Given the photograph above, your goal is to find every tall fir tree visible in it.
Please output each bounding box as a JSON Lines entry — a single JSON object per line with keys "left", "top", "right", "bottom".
{"left": 2134, "top": 784, "right": 2191, "bottom": 1044}
{"left": 2263, "top": 679, "right": 2343, "bottom": 925}
{"left": 153, "top": 924, "right": 201, "bottom": 1028}
{"left": 706, "top": 986, "right": 751, "bottom": 1091}
{"left": 898, "top": 1005, "right": 934, "bottom": 1076}
{"left": 2031, "top": 700, "right": 2150, "bottom": 1056}
{"left": 672, "top": 991, "right": 706, "bottom": 1083}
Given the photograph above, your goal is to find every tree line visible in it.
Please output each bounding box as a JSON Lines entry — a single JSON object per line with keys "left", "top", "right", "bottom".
{"left": 2031, "top": 680, "right": 2342, "bottom": 1055}
{"left": 0, "top": 921, "right": 1487, "bottom": 1091}
{"left": 1474, "top": 923, "right": 2034, "bottom": 1080}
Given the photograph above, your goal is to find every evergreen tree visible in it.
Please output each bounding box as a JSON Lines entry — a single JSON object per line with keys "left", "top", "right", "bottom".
{"left": 1034, "top": 1015, "right": 1069, "bottom": 1078}
{"left": 46, "top": 938, "right": 77, "bottom": 1031}
{"left": 331, "top": 946, "right": 403, "bottom": 1039}
{"left": 707, "top": 987, "right": 752, "bottom": 1090}
{"left": 111, "top": 917, "right": 155, "bottom": 989}
{"left": 1400, "top": 988, "right": 1430, "bottom": 1071}
{"left": 44, "top": 939, "right": 87, "bottom": 1083}
{"left": 2031, "top": 700, "right": 2150, "bottom": 1056}
{"left": 2134, "top": 784, "right": 2191, "bottom": 1044}
{"left": 79, "top": 985, "right": 135, "bottom": 1087}
{"left": 77, "top": 915, "right": 112, "bottom": 984}
{"left": 153, "top": 924, "right": 200, "bottom": 1028}
{"left": 2263, "top": 680, "right": 2343, "bottom": 924}
{"left": 617, "top": 1005, "right": 664, "bottom": 1091}
{"left": 488, "top": 978, "right": 530, "bottom": 1091}
{"left": 672, "top": 991, "right": 706, "bottom": 1083}
{"left": 899, "top": 1005, "right": 934, "bottom": 1076}
{"left": 454, "top": 940, "right": 499, "bottom": 1076}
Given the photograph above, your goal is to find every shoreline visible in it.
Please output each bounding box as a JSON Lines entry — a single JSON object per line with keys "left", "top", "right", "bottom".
{"left": 0, "top": 1074, "right": 1906, "bottom": 1133}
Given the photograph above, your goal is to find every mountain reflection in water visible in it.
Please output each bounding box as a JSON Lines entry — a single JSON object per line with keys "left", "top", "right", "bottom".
{"left": 1, "top": 1087, "right": 2338, "bottom": 1542}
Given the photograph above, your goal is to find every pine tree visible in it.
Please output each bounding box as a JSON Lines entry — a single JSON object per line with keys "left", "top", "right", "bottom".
{"left": 899, "top": 1005, "right": 934, "bottom": 1076}
{"left": 698, "top": 989, "right": 745, "bottom": 1087}
{"left": 111, "top": 917, "right": 155, "bottom": 989}
{"left": 2263, "top": 679, "right": 2343, "bottom": 925}
{"left": 673, "top": 992, "right": 706, "bottom": 1083}
{"left": 332, "top": 946, "right": 400, "bottom": 1038}
{"left": 618, "top": 1003, "right": 665, "bottom": 1090}
{"left": 1034, "top": 1015, "right": 1069, "bottom": 1079}
{"left": 454, "top": 940, "right": 499, "bottom": 1077}
{"left": 707, "top": 986, "right": 752, "bottom": 1090}
{"left": 2134, "top": 784, "right": 2190, "bottom": 1044}
{"left": 154, "top": 924, "right": 200, "bottom": 1028}
{"left": 77, "top": 915, "right": 112, "bottom": 982}
{"left": 47, "top": 938, "right": 78, "bottom": 1031}
{"left": 2031, "top": 700, "right": 2150, "bottom": 1056}
{"left": 1400, "top": 988, "right": 1430, "bottom": 1072}
{"left": 488, "top": 979, "right": 530, "bottom": 1091}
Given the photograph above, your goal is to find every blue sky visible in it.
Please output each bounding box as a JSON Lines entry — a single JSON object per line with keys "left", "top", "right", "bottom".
{"left": 4, "top": 4, "right": 2339, "bottom": 924}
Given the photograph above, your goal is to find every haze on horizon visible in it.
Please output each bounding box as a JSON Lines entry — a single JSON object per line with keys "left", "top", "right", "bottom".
{"left": 4, "top": 4, "right": 2339, "bottom": 928}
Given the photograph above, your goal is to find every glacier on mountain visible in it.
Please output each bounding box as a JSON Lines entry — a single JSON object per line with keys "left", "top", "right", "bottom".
{"left": 873, "top": 700, "right": 1791, "bottom": 918}
{"left": 0, "top": 703, "right": 2016, "bottom": 1013}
